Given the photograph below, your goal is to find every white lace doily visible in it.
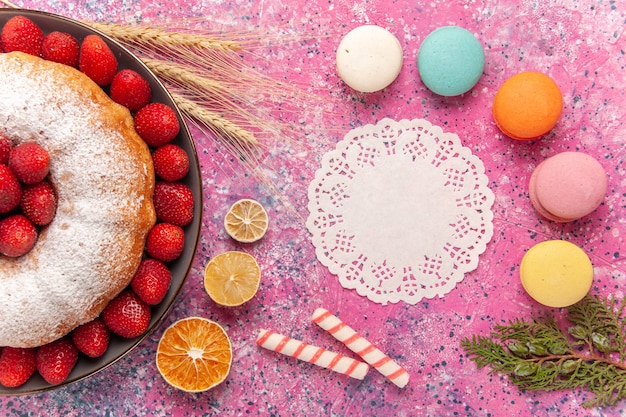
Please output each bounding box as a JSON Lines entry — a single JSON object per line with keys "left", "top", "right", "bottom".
{"left": 306, "top": 118, "right": 495, "bottom": 305}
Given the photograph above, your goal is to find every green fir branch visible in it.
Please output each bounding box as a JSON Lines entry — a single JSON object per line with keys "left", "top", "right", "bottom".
{"left": 461, "top": 294, "right": 626, "bottom": 408}
{"left": 568, "top": 295, "right": 626, "bottom": 360}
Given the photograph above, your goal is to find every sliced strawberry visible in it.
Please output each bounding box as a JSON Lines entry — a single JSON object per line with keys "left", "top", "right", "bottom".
{"left": 0, "top": 214, "right": 37, "bottom": 257}
{"left": 20, "top": 180, "right": 57, "bottom": 226}
{"left": 36, "top": 338, "right": 78, "bottom": 385}
{"left": 153, "top": 181, "right": 194, "bottom": 227}
{"left": 152, "top": 143, "right": 189, "bottom": 182}
{"left": 71, "top": 317, "right": 110, "bottom": 358}
{"left": 110, "top": 69, "right": 152, "bottom": 112}
{"left": 0, "top": 347, "right": 37, "bottom": 388}
{"left": 134, "top": 103, "right": 180, "bottom": 147}
{"left": 79, "top": 34, "right": 118, "bottom": 86}
{"left": 8, "top": 142, "right": 50, "bottom": 184}
{"left": 0, "top": 133, "right": 11, "bottom": 165}
{"left": 131, "top": 258, "right": 172, "bottom": 305}
{"left": 42, "top": 31, "right": 80, "bottom": 68}
{"left": 145, "top": 222, "right": 185, "bottom": 262}
{"left": 0, "top": 163, "right": 22, "bottom": 213}
{"left": 0, "top": 15, "right": 44, "bottom": 56}
{"left": 102, "top": 290, "right": 151, "bottom": 338}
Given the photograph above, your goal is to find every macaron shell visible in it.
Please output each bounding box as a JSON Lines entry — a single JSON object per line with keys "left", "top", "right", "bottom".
{"left": 520, "top": 240, "right": 593, "bottom": 308}
{"left": 336, "top": 25, "right": 403, "bottom": 93}
{"left": 417, "top": 26, "right": 485, "bottom": 96}
{"left": 530, "top": 152, "right": 607, "bottom": 222}
{"left": 528, "top": 162, "right": 564, "bottom": 222}
{"left": 492, "top": 71, "right": 563, "bottom": 140}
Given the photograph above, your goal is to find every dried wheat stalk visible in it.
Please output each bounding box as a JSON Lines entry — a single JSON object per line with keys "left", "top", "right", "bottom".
{"left": 142, "top": 57, "right": 282, "bottom": 143}
{"left": 0, "top": 5, "right": 303, "bottom": 176}
{"left": 91, "top": 22, "right": 288, "bottom": 151}
{"left": 88, "top": 22, "right": 243, "bottom": 52}
{"left": 0, "top": 0, "right": 17, "bottom": 8}
{"left": 142, "top": 58, "right": 230, "bottom": 98}
{"left": 173, "top": 94, "right": 258, "bottom": 146}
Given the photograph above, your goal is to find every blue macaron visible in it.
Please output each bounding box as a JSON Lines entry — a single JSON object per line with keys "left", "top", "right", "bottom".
{"left": 417, "top": 26, "right": 485, "bottom": 96}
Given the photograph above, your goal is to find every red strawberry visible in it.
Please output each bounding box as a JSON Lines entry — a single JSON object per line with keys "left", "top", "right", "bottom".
{"left": 110, "top": 69, "right": 152, "bottom": 112}
{"left": 153, "top": 181, "right": 194, "bottom": 226}
{"left": 8, "top": 142, "right": 50, "bottom": 184}
{"left": 20, "top": 180, "right": 57, "bottom": 226}
{"left": 0, "top": 164, "right": 21, "bottom": 213}
{"left": 79, "top": 35, "right": 118, "bottom": 86}
{"left": 134, "top": 103, "right": 180, "bottom": 147}
{"left": 152, "top": 143, "right": 189, "bottom": 182}
{"left": 0, "top": 133, "right": 11, "bottom": 164}
{"left": 42, "top": 31, "right": 80, "bottom": 68}
{"left": 145, "top": 222, "right": 185, "bottom": 262}
{"left": 0, "top": 347, "right": 37, "bottom": 388}
{"left": 131, "top": 258, "right": 172, "bottom": 305}
{"left": 0, "top": 214, "right": 37, "bottom": 257}
{"left": 71, "top": 317, "right": 110, "bottom": 358}
{"left": 36, "top": 338, "right": 78, "bottom": 385}
{"left": 102, "top": 290, "right": 151, "bottom": 338}
{"left": 0, "top": 16, "right": 44, "bottom": 56}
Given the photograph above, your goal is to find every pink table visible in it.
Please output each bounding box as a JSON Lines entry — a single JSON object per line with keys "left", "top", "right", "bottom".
{"left": 2, "top": 0, "right": 625, "bottom": 415}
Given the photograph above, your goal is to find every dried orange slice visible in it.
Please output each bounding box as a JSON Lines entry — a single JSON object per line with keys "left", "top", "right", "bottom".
{"left": 204, "top": 251, "right": 261, "bottom": 307}
{"left": 224, "top": 198, "right": 269, "bottom": 243}
{"left": 156, "top": 317, "right": 232, "bottom": 392}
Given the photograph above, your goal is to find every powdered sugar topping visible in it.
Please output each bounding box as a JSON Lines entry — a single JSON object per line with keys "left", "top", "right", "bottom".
{"left": 0, "top": 52, "right": 155, "bottom": 347}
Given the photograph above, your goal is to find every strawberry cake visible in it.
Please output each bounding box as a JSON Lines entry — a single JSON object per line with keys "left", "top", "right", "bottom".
{"left": 0, "top": 51, "right": 156, "bottom": 348}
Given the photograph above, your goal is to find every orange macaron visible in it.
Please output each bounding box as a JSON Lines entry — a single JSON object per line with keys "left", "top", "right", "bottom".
{"left": 492, "top": 71, "right": 563, "bottom": 140}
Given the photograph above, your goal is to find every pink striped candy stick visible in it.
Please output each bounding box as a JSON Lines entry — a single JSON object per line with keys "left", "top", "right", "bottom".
{"left": 312, "top": 308, "right": 410, "bottom": 388}
{"left": 256, "top": 328, "right": 369, "bottom": 380}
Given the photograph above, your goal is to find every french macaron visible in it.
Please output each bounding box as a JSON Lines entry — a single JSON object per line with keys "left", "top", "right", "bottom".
{"left": 417, "top": 26, "right": 485, "bottom": 96}
{"left": 336, "top": 25, "right": 403, "bottom": 93}
{"left": 492, "top": 71, "right": 563, "bottom": 140}
{"left": 529, "top": 152, "right": 607, "bottom": 222}
{"left": 520, "top": 240, "right": 593, "bottom": 308}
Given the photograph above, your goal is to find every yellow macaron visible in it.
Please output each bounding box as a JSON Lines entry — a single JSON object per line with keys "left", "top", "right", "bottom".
{"left": 492, "top": 71, "right": 563, "bottom": 140}
{"left": 520, "top": 240, "right": 593, "bottom": 308}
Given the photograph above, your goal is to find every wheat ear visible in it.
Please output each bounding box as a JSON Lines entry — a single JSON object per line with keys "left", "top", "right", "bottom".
{"left": 142, "top": 58, "right": 230, "bottom": 96}
{"left": 172, "top": 93, "right": 258, "bottom": 146}
{"left": 142, "top": 58, "right": 270, "bottom": 123}
{"left": 88, "top": 22, "right": 242, "bottom": 52}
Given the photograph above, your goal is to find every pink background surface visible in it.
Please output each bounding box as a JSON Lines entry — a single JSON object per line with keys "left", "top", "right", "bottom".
{"left": 2, "top": 0, "right": 626, "bottom": 415}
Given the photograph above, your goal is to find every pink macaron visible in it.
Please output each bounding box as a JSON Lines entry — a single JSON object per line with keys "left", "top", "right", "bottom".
{"left": 529, "top": 152, "right": 607, "bottom": 222}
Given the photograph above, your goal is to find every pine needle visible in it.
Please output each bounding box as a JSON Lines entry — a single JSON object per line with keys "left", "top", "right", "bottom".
{"left": 461, "top": 294, "right": 626, "bottom": 408}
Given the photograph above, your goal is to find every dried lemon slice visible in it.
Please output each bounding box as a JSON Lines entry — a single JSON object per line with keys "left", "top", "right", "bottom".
{"left": 204, "top": 251, "right": 261, "bottom": 307}
{"left": 224, "top": 198, "right": 268, "bottom": 243}
{"left": 156, "top": 317, "right": 232, "bottom": 392}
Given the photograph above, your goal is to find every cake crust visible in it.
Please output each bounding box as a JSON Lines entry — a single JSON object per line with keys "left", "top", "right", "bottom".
{"left": 0, "top": 52, "right": 156, "bottom": 348}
